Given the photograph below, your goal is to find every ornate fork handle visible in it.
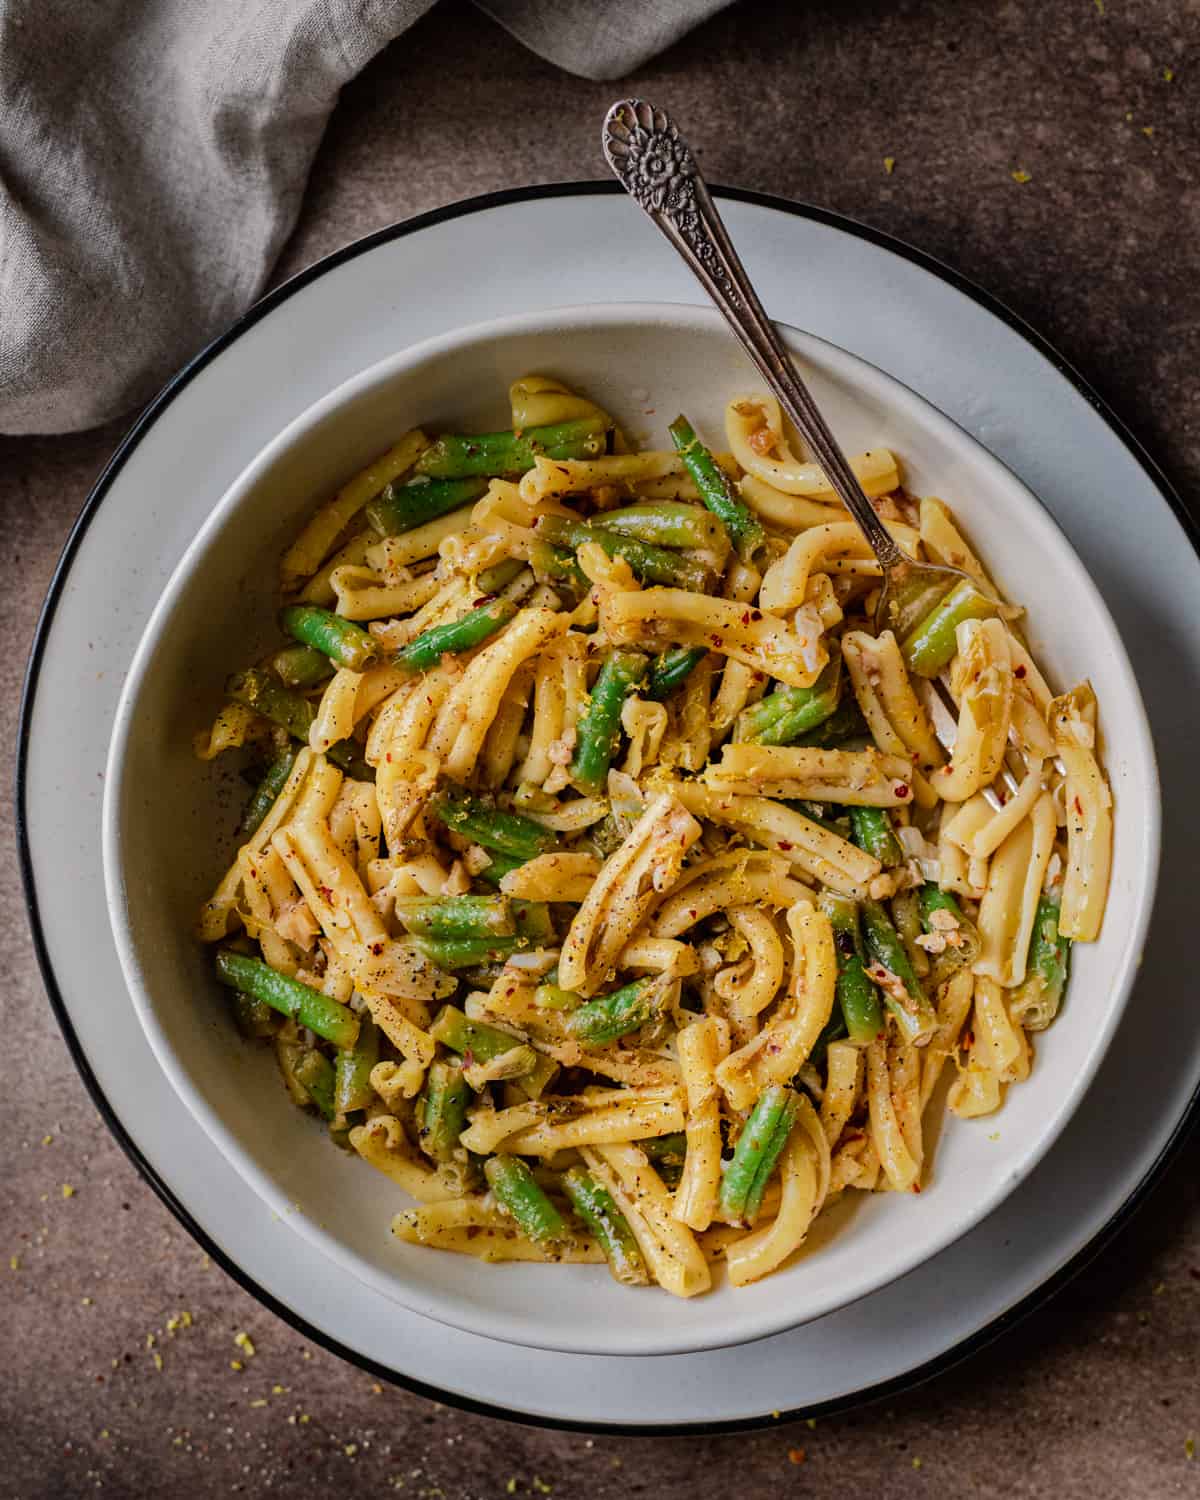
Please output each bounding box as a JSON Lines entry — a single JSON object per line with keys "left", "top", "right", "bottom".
{"left": 602, "top": 97, "right": 903, "bottom": 570}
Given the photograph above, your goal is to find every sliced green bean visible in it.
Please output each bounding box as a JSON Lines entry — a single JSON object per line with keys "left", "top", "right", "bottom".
{"left": 279, "top": 603, "right": 377, "bottom": 671}
{"left": 225, "top": 669, "right": 370, "bottom": 778}
{"left": 819, "top": 891, "right": 884, "bottom": 1045}
{"left": 565, "top": 977, "right": 660, "bottom": 1045}
{"left": 414, "top": 935, "right": 522, "bottom": 970}
{"left": 569, "top": 650, "right": 649, "bottom": 794}
{"left": 562, "top": 1167, "right": 648, "bottom": 1285}
{"left": 393, "top": 597, "right": 516, "bottom": 675}
{"left": 429, "top": 789, "right": 556, "bottom": 862}
{"left": 534, "top": 981, "right": 582, "bottom": 1011}
{"left": 271, "top": 644, "right": 334, "bottom": 689}
{"left": 215, "top": 951, "right": 359, "bottom": 1049}
{"left": 583, "top": 500, "right": 728, "bottom": 552}
{"left": 394, "top": 895, "right": 514, "bottom": 939}
{"left": 534, "top": 512, "right": 710, "bottom": 591}
{"left": 293, "top": 1048, "right": 337, "bottom": 1120}
{"left": 917, "top": 882, "right": 980, "bottom": 968}
{"left": 512, "top": 900, "right": 554, "bottom": 944}
{"left": 475, "top": 556, "right": 526, "bottom": 595}
{"left": 737, "top": 653, "right": 842, "bottom": 745}
{"left": 848, "top": 806, "right": 904, "bottom": 868}
{"left": 639, "top": 1131, "right": 688, "bottom": 1166}
{"left": 668, "top": 414, "right": 766, "bottom": 563}
{"left": 901, "top": 578, "right": 997, "bottom": 677}
{"left": 334, "top": 1014, "right": 380, "bottom": 1114}
{"left": 793, "top": 696, "right": 870, "bottom": 749}
{"left": 484, "top": 1154, "right": 566, "bottom": 1243}
{"left": 718, "top": 1085, "right": 800, "bottom": 1225}
{"left": 414, "top": 416, "right": 609, "bottom": 480}
{"left": 473, "top": 849, "right": 525, "bottom": 887}
{"left": 860, "top": 900, "right": 937, "bottom": 1044}
{"left": 646, "top": 646, "right": 707, "bottom": 701}
{"left": 230, "top": 990, "right": 278, "bottom": 1040}
{"left": 237, "top": 746, "right": 299, "bottom": 839}
{"left": 430, "top": 1005, "right": 528, "bottom": 1064}
{"left": 1012, "top": 894, "right": 1071, "bottom": 1031}
{"left": 366, "top": 475, "right": 488, "bottom": 536}
{"left": 418, "top": 1059, "right": 472, "bottom": 1162}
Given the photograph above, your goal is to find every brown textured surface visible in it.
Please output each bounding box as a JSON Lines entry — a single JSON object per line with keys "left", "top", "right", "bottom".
{"left": 4, "top": 1, "right": 1200, "bottom": 1495}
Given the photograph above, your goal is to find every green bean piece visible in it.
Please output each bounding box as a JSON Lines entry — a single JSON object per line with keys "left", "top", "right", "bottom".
{"left": 580, "top": 500, "right": 728, "bottom": 552}
{"left": 668, "top": 414, "right": 767, "bottom": 563}
{"left": 215, "top": 951, "right": 359, "bottom": 1048}
{"left": 718, "top": 1085, "right": 800, "bottom": 1225}
{"left": 565, "top": 977, "right": 660, "bottom": 1045}
{"left": 848, "top": 806, "right": 904, "bottom": 868}
{"left": 429, "top": 789, "right": 556, "bottom": 862}
{"left": 293, "top": 1048, "right": 337, "bottom": 1121}
{"left": 638, "top": 1131, "right": 688, "bottom": 1166}
{"left": 230, "top": 990, "right": 279, "bottom": 1040}
{"left": 414, "top": 416, "right": 609, "bottom": 479}
{"left": 1013, "top": 894, "right": 1071, "bottom": 1031}
{"left": 534, "top": 512, "right": 711, "bottom": 591}
{"left": 237, "top": 746, "right": 299, "bottom": 839}
{"left": 474, "top": 556, "right": 527, "bottom": 595}
{"left": 793, "top": 696, "right": 870, "bottom": 749}
{"left": 225, "top": 669, "right": 369, "bottom": 778}
{"left": 512, "top": 900, "right": 554, "bottom": 944}
{"left": 279, "top": 604, "right": 378, "bottom": 672}
{"left": 484, "top": 1154, "right": 566, "bottom": 1243}
{"left": 819, "top": 891, "right": 884, "bottom": 1045}
{"left": 430, "top": 1005, "right": 529, "bottom": 1065}
{"left": 535, "top": 981, "right": 583, "bottom": 1011}
{"left": 901, "top": 579, "right": 997, "bottom": 677}
{"left": 414, "top": 935, "right": 522, "bottom": 970}
{"left": 859, "top": 900, "right": 937, "bottom": 1044}
{"left": 810, "top": 1008, "right": 849, "bottom": 1066}
{"left": 366, "top": 475, "right": 488, "bottom": 536}
{"left": 334, "top": 1014, "right": 379, "bottom": 1115}
{"left": 917, "top": 882, "right": 980, "bottom": 968}
{"left": 737, "top": 654, "right": 842, "bottom": 745}
{"left": 473, "top": 849, "right": 525, "bottom": 887}
{"left": 393, "top": 597, "right": 517, "bottom": 675}
{"left": 569, "top": 649, "right": 649, "bottom": 794}
{"left": 394, "top": 895, "right": 515, "bottom": 939}
{"left": 561, "top": 1167, "right": 649, "bottom": 1286}
{"left": 645, "top": 646, "right": 708, "bottom": 701}
{"left": 418, "top": 1059, "right": 472, "bottom": 1162}
{"left": 271, "top": 644, "right": 334, "bottom": 689}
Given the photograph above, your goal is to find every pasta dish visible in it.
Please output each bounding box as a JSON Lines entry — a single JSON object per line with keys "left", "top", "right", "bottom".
{"left": 196, "top": 375, "right": 1111, "bottom": 1296}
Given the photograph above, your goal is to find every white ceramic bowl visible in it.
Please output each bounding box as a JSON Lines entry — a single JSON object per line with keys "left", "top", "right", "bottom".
{"left": 103, "top": 303, "right": 1159, "bottom": 1358}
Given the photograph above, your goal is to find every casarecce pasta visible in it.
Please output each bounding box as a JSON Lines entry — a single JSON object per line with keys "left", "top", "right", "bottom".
{"left": 196, "top": 375, "right": 1112, "bottom": 1296}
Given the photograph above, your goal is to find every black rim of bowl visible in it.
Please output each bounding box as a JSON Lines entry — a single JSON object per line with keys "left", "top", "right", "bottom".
{"left": 16, "top": 181, "right": 1200, "bottom": 1436}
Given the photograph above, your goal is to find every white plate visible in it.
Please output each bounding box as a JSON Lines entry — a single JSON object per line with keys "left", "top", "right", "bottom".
{"left": 103, "top": 300, "right": 1158, "bottom": 1358}
{"left": 19, "top": 185, "right": 1200, "bottom": 1426}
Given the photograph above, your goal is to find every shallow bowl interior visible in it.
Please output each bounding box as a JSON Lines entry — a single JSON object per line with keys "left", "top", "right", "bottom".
{"left": 103, "top": 303, "right": 1159, "bottom": 1357}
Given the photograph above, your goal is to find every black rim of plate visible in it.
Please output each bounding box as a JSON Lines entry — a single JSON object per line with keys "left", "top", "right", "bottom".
{"left": 16, "top": 181, "right": 1200, "bottom": 1437}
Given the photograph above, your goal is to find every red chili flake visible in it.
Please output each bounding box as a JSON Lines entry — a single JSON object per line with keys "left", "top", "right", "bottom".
{"left": 371, "top": 941, "right": 384, "bottom": 957}
{"left": 777, "top": 840, "right": 793, "bottom": 851}
{"left": 894, "top": 784, "right": 910, "bottom": 800}
{"left": 741, "top": 611, "right": 751, "bottom": 626}
{"left": 386, "top": 752, "right": 393, "bottom": 763}
{"left": 688, "top": 908, "right": 698, "bottom": 920}
{"left": 1014, "top": 664, "right": 1027, "bottom": 679}
{"left": 1074, "top": 796, "right": 1084, "bottom": 816}
{"left": 249, "top": 867, "right": 257, "bottom": 880}
{"left": 319, "top": 885, "right": 334, "bottom": 902}
{"left": 472, "top": 595, "right": 496, "bottom": 609}
{"left": 911, "top": 1181, "right": 923, "bottom": 1194}
{"left": 787, "top": 1448, "right": 807, "bottom": 1465}
{"left": 710, "top": 634, "right": 724, "bottom": 647}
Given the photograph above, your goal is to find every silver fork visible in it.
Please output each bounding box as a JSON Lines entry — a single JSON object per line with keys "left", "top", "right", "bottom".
{"left": 601, "top": 96, "right": 1025, "bottom": 807}
{"left": 600, "top": 97, "right": 972, "bottom": 642}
